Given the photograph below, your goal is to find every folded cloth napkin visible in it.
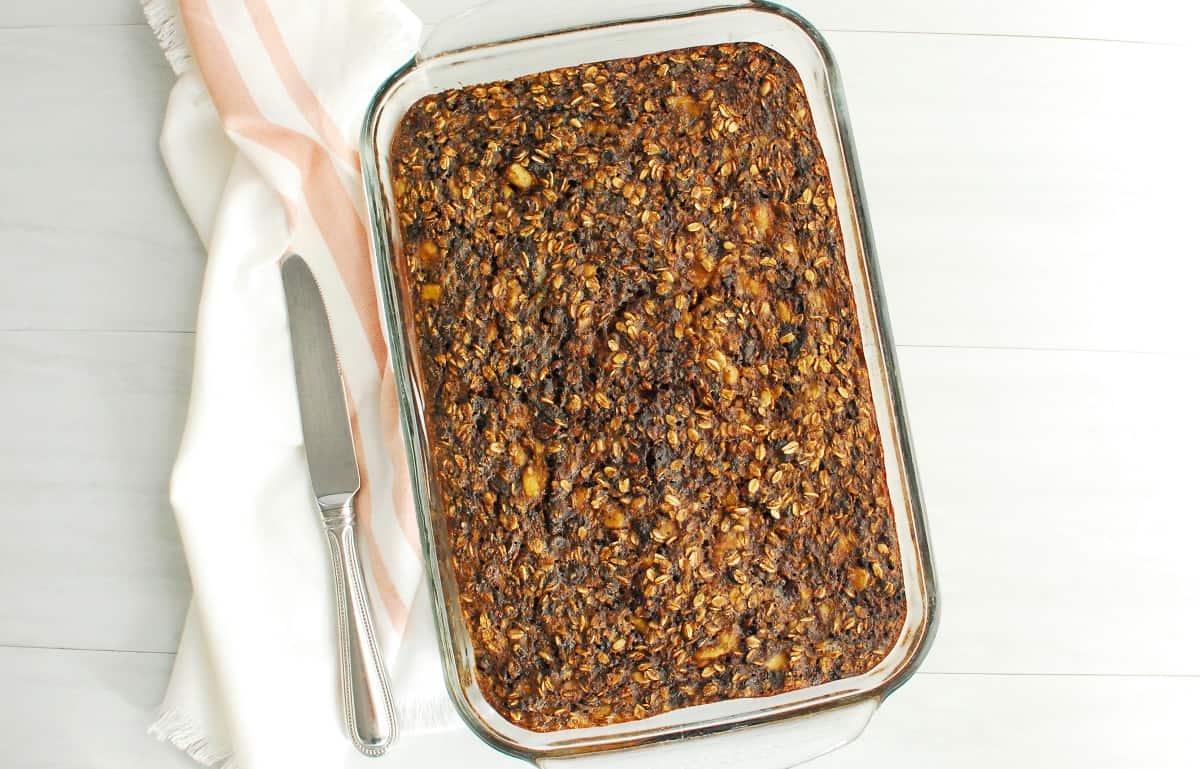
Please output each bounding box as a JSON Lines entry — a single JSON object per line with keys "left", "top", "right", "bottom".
{"left": 140, "top": 1, "right": 459, "bottom": 767}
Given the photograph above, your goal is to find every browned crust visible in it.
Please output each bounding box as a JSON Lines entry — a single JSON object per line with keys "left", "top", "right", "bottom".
{"left": 390, "top": 42, "right": 905, "bottom": 732}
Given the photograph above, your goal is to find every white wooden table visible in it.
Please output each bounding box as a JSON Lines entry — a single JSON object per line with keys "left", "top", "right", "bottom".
{"left": 2, "top": 2, "right": 1197, "bottom": 766}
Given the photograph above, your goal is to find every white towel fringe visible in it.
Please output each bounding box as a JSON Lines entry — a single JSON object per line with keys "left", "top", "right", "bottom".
{"left": 148, "top": 707, "right": 239, "bottom": 769}
{"left": 141, "top": 0, "right": 193, "bottom": 75}
{"left": 394, "top": 696, "right": 461, "bottom": 734}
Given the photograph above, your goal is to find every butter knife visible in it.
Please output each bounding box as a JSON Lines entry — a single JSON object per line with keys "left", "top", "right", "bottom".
{"left": 280, "top": 254, "right": 396, "bottom": 757}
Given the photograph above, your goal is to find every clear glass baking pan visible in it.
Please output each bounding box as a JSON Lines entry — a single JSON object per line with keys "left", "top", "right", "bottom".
{"left": 362, "top": 2, "right": 937, "bottom": 766}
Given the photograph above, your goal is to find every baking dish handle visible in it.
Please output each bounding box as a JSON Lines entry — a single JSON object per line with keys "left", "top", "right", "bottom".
{"left": 535, "top": 698, "right": 877, "bottom": 769}
{"left": 420, "top": 0, "right": 755, "bottom": 61}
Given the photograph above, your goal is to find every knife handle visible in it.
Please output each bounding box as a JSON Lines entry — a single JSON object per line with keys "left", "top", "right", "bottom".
{"left": 324, "top": 507, "right": 396, "bottom": 757}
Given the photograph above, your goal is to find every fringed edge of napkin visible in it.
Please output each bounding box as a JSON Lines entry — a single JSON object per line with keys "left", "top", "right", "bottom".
{"left": 149, "top": 708, "right": 239, "bottom": 769}
{"left": 142, "top": 0, "right": 193, "bottom": 75}
{"left": 395, "top": 697, "right": 462, "bottom": 734}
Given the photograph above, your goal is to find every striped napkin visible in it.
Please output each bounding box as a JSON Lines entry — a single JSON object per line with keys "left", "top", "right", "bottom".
{"left": 140, "top": 1, "right": 458, "bottom": 767}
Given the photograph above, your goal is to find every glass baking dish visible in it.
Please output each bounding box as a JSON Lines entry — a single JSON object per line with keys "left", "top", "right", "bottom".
{"left": 361, "top": 1, "right": 937, "bottom": 766}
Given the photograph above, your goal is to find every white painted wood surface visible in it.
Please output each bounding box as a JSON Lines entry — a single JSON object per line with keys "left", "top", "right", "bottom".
{"left": 0, "top": 331, "right": 192, "bottom": 653}
{"left": 0, "top": 1, "right": 1196, "bottom": 767}
{"left": 0, "top": 2, "right": 146, "bottom": 28}
{"left": 0, "top": 26, "right": 205, "bottom": 333}
{"left": 0, "top": 647, "right": 196, "bottom": 769}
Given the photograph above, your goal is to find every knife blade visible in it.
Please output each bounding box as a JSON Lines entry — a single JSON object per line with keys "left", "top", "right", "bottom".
{"left": 280, "top": 254, "right": 396, "bottom": 757}
{"left": 281, "top": 254, "right": 360, "bottom": 508}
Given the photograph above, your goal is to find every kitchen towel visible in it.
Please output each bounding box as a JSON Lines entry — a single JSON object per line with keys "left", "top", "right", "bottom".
{"left": 140, "top": 1, "right": 459, "bottom": 767}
